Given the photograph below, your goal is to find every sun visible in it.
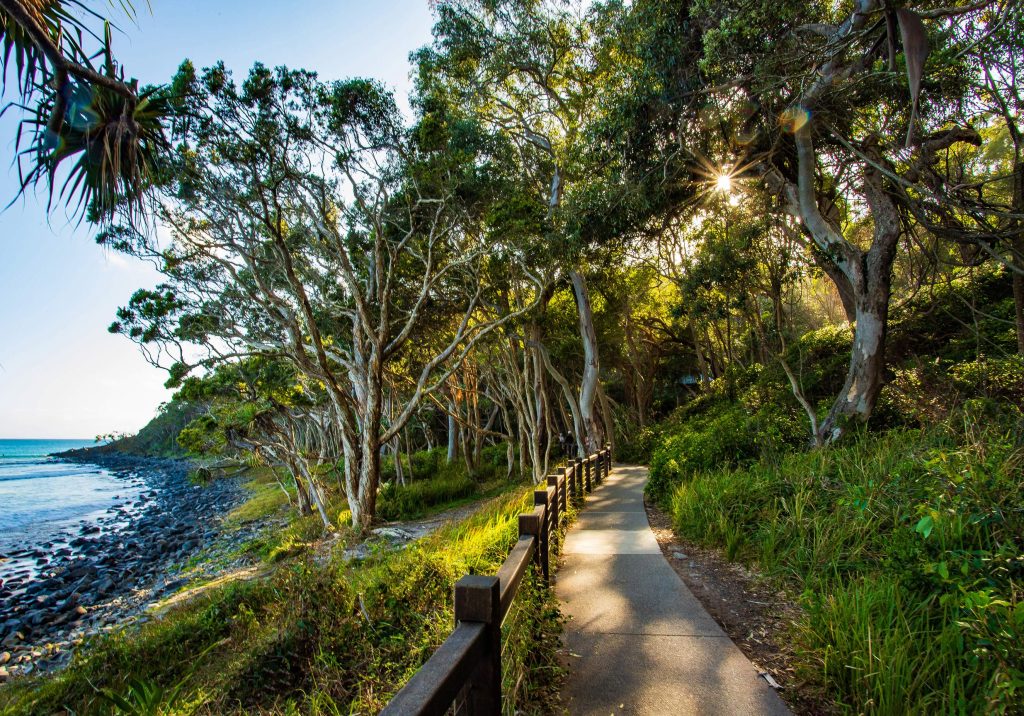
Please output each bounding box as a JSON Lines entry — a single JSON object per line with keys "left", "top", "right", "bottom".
{"left": 715, "top": 173, "right": 732, "bottom": 193}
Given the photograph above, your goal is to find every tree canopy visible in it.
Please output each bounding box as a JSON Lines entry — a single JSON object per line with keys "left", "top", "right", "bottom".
{"left": 12, "top": 0, "right": 1015, "bottom": 534}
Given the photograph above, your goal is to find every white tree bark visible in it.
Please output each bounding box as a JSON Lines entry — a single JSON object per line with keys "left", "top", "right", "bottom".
{"left": 570, "top": 270, "right": 603, "bottom": 452}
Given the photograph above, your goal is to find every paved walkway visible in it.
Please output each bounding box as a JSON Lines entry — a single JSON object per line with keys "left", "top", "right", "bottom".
{"left": 556, "top": 465, "right": 791, "bottom": 715}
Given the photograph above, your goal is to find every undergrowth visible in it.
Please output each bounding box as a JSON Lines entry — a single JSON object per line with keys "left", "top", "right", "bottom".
{"left": 630, "top": 267, "right": 1024, "bottom": 712}
{"left": 654, "top": 409, "right": 1024, "bottom": 713}
{"left": 0, "top": 487, "right": 564, "bottom": 715}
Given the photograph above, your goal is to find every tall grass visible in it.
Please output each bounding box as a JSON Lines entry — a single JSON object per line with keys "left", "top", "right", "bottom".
{"left": 662, "top": 419, "right": 1024, "bottom": 713}
{"left": 377, "top": 473, "right": 478, "bottom": 521}
{"left": 0, "top": 489, "right": 562, "bottom": 715}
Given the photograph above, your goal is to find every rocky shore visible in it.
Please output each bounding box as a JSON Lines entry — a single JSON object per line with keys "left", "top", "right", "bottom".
{"left": 0, "top": 452, "right": 251, "bottom": 680}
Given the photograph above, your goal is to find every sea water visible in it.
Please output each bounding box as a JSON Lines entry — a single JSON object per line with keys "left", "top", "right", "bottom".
{"left": 0, "top": 439, "right": 138, "bottom": 556}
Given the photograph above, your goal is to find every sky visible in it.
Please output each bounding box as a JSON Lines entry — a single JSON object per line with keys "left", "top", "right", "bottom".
{"left": 0, "top": 0, "right": 437, "bottom": 439}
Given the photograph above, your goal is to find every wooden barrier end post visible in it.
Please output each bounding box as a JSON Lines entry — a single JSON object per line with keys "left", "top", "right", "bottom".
{"left": 455, "top": 575, "right": 501, "bottom": 714}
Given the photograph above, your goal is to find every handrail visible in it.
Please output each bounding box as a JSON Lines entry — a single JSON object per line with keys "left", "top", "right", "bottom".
{"left": 496, "top": 535, "right": 535, "bottom": 619}
{"left": 381, "top": 622, "right": 487, "bottom": 715}
{"left": 381, "top": 444, "right": 613, "bottom": 715}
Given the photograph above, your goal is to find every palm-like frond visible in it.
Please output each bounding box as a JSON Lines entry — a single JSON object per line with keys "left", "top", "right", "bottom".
{"left": 1, "top": 0, "right": 109, "bottom": 97}
{"left": 1, "top": 0, "right": 170, "bottom": 224}
{"left": 15, "top": 77, "right": 172, "bottom": 222}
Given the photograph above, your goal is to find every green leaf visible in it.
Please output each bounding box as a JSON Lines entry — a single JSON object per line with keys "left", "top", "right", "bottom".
{"left": 915, "top": 514, "right": 934, "bottom": 539}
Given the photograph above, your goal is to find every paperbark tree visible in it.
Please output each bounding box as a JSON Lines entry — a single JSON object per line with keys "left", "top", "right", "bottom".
{"left": 420, "top": 0, "right": 610, "bottom": 450}
{"left": 112, "top": 64, "right": 540, "bottom": 532}
{"left": 674, "top": 0, "right": 997, "bottom": 442}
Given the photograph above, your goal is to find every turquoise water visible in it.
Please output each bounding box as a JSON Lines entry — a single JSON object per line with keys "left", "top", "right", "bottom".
{"left": 0, "top": 439, "right": 137, "bottom": 552}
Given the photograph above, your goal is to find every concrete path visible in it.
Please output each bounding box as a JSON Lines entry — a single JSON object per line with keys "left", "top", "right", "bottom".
{"left": 556, "top": 465, "right": 791, "bottom": 715}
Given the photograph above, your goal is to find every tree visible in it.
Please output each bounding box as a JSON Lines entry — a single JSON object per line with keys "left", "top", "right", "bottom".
{"left": 176, "top": 358, "right": 338, "bottom": 526}
{"left": 417, "top": 0, "right": 618, "bottom": 453}
{"left": 676, "top": 0, "right": 997, "bottom": 441}
{"left": 111, "top": 63, "right": 541, "bottom": 532}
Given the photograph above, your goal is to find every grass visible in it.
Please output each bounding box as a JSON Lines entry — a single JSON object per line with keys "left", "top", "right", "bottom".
{"left": 224, "top": 468, "right": 292, "bottom": 527}
{"left": 0, "top": 481, "right": 564, "bottom": 716}
{"left": 377, "top": 473, "right": 479, "bottom": 521}
{"left": 656, "top": 417, "right": 1024, "bottom": 713}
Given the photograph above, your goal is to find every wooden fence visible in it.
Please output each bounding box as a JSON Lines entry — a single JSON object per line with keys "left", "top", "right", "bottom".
{"left": 380, "top": 445, "right": 614, "bottom": 716}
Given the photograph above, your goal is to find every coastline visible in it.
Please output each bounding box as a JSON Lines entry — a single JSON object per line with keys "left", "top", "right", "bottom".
{"left": 0, "top": 450, "right": 249, "bottom": 679}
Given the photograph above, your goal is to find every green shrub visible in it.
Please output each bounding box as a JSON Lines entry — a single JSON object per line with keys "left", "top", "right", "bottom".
{"left": 950, "top": 355, "right": 1024, "bottom": 403}
{"left": 410, "top": 446, "right": 447, "bottom": 477}
{"left": 781, "top": 325, "right": 852, "bottom": 403}
{"left": 615, "top": 422, "right": 665, "bottom": 464}
{"left": 888, "top": 265, "right": 1016, "bottom": 362}
{"left": 647, "top": 400, "right": 804, "bottom": 503}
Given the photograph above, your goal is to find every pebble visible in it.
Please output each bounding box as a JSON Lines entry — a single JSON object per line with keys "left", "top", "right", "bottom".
{"left": 672, "top": 552, "right": 688, "bottom": 560}
{"left": 0, "top": 451, "right": 249, "bottom": 680}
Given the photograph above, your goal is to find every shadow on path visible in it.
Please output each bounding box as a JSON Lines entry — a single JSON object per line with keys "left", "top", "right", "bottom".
{"left": 556, "top": 465, "right": 791, "bottom": 715}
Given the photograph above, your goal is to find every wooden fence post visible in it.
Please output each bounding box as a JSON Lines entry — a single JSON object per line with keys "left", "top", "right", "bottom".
{"left": 560, "top": 468, "right": 569, "bottom": 513}
{"left": 533, "top": 490, "right": 550, "bottom": 581}
{"left": 519, "top": 510, "right": 542, "bottom": 572}
{"left": 454, "top": 575, "right": 501, "bottom": 714}
{"left": 547, "top": 474, "right": 560, "bottom": 531}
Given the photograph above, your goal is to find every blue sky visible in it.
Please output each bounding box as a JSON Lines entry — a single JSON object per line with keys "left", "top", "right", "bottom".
{"left": 0, "top": 0, "right": 436, "bottom": 439}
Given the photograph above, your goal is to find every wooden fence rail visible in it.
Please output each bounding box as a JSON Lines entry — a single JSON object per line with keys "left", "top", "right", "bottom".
{"left": 381, "top": 445, "right": 613, "bottom": 716}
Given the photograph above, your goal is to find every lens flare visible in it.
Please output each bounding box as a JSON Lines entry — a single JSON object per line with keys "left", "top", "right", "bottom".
{"left": 780, "top": 105, "right": 811, "bottom": 133}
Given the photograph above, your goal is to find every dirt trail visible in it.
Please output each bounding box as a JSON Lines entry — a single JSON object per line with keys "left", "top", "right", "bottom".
{"left": 157, "top": 498, "right": 492, "bottom": 613}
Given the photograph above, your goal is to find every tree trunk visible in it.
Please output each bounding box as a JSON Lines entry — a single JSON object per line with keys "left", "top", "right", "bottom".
{"left": 816, "top": 289, "right": 891, "bottom": 442}
{"left": 534, "top": 339, "right": 586, "bottom": 457}
{"left": 498, "top": 401, "right": 516, "bottom": 479}
{"left": 353, "top": 438, "right": 381, "bottom": 534}
{"left": 446, "top": 396, "right": 458, "bottom": 464}
{"left": 778, "top": 124, "right": 903, "bottom": 444}
{"left": 285, "top": 456, "right": 312, "bottom": 516}
{"left": 393, "top": 438, "right": 405, "bottom": 486}
{"left": 345, "top": 360, "right": 385, "bottom": 534}
{"left": 296, "top": 460, "right": 332, "bottom": 528}
{"left": 404, "top": 426, "right": 415, "bottom": 481}
{"left": 1011, "top": 157, "right": 1024, "bottom": 354}
{"left": 570, "top": 270, "right": 603, "bottom": 452}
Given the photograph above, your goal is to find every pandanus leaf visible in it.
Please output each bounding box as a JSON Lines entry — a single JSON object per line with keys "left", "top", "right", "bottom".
{"left": 897, "top": 8, "right": 929, "bottom": 147}
{"left": 885, "top": 10, "right": 898, "bottom": 72}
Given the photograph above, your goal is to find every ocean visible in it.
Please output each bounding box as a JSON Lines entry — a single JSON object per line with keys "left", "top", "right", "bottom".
{"left": 0, "top": 439, "right": 140, "bottom": 556}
